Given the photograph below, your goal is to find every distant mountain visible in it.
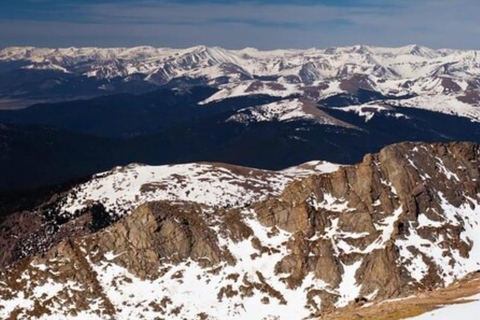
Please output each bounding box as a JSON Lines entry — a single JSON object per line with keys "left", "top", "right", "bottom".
{"left": 2, "top": 142, "right": 480, "bottom": 319}
{"left": 1, "top": 45, "right": 480, "bottom": 121}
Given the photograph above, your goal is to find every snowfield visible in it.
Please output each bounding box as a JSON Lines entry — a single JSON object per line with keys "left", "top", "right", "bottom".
{"left": 59, "top": 160, "right": 342, "bottom": 219}
{"left": 411, "top": 294, "right": 480, "bottom": 320}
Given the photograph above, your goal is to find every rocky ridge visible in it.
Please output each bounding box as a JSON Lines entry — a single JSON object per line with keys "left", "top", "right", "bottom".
{"left": 1, "top": 142, "right": 480, "bottom": 319}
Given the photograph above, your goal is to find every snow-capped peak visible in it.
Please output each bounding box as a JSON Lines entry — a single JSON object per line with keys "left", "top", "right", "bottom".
{"left": 2, "top": 44, "right": 480, "bottom": 121}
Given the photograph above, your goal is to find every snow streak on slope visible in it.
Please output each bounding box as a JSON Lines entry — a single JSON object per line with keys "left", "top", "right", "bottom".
{"left": 389, "top": 95, "right": 480, "bottom": 122}
{"left": 200, "top": 81, "right": 301, "bottom": 105}
{"left": 334, "top": 103, "right": 409, "bottom": 122}
{"left": 226, "top": 99, "right": 354, "bottom": 127}
{"left": 281, "top": 160, "right": 342, "bottom": 177}
{"left": 227, "top": 99, "right": 328, "bottom": 124}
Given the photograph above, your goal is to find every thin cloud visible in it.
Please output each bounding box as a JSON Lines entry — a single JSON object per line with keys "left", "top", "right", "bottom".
{"left": 0, "top": 0, "right": 479, "bottom": 49}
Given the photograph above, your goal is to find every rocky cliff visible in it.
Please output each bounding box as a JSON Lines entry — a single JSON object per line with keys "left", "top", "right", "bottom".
{"left": 1, "top": 142, "right": 480, "bottom": 319}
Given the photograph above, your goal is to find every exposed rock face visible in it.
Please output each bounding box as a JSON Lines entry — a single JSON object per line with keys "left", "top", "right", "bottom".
{"left": 1, "top": 142, "right": 480, "bottom": 319}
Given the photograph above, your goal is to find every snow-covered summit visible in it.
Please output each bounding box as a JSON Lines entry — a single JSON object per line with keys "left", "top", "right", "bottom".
{"left": 1, "top": 44, "right": 478, "bottom": 81}
{"left": 57, "top": 160, "right": 342, "bottom": 220}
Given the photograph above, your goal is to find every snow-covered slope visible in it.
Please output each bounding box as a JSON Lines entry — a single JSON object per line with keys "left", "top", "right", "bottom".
{"left": 410, "top": 294, "right": 480, "bottom": 320}
{"left": 333, "top": 103, "right": 410, "bottom": 122}
{"left": 2, "top": 45, "right": 480, "bottom": 120}
{"left": 56, "top": 160, "right": 341, "bottom": 221}
{"left": 226, "top": 98, "right": 351, "bottom": 126}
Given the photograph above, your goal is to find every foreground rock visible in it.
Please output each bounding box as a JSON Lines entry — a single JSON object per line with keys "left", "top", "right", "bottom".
{"left": 1, "top": 142, "right": 480, "bottom": 319}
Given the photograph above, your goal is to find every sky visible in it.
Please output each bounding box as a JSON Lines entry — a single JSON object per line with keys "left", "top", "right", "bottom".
{"left": 0, "top": 0, "right": 479, "bottom": 50}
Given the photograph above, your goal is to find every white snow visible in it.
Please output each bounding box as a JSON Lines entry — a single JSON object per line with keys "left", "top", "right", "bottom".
{"left": 410, "top": 293, "right": 480, "bottom": 320}
{"left": 0, "top": 292, "right": 34, "bottom": 318}
{"left": 281, "top": 160, "right": 341, "bottom": 177}
{"left": 336, "top": 104, "right": 389, "bottom": 122}
{"left": 336, "top": 260, "right": 363, "bottom": 307}
{"left": 435, "top": 157, "right": 460, "bottom": 182}
{"left": 309, "top": 193, "right": 354, "bottom": 212}
{"left": 335, "top": 103, "right": 409, "bottom": 122}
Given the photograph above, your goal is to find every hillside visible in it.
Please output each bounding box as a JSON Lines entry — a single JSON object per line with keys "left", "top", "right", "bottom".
{"left": 1, "top": 142, "right": 480, "bottom": 319}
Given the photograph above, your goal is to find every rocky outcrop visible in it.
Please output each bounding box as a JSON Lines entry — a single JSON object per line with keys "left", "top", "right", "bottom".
{"left": 1, "top": 142, "right": 480, "bottom": 319}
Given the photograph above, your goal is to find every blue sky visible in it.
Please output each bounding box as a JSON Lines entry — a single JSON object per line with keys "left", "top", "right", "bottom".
{"left": 1, "top": 0, "right": 479, "bottom": 49}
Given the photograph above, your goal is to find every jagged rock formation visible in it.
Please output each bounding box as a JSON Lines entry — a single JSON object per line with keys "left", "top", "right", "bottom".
{"left": 1, "top": 142, "right": 480, "bottom": 319}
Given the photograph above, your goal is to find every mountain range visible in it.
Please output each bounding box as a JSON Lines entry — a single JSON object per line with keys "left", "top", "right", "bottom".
{"left": 2, "top": 45, "right": 480, "bottom": 319}
{"left": 2, "top": 45, "right": 480, "bottom": 191}
{"left": 1, "top": 44, "right": 480, "bottom": 119}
